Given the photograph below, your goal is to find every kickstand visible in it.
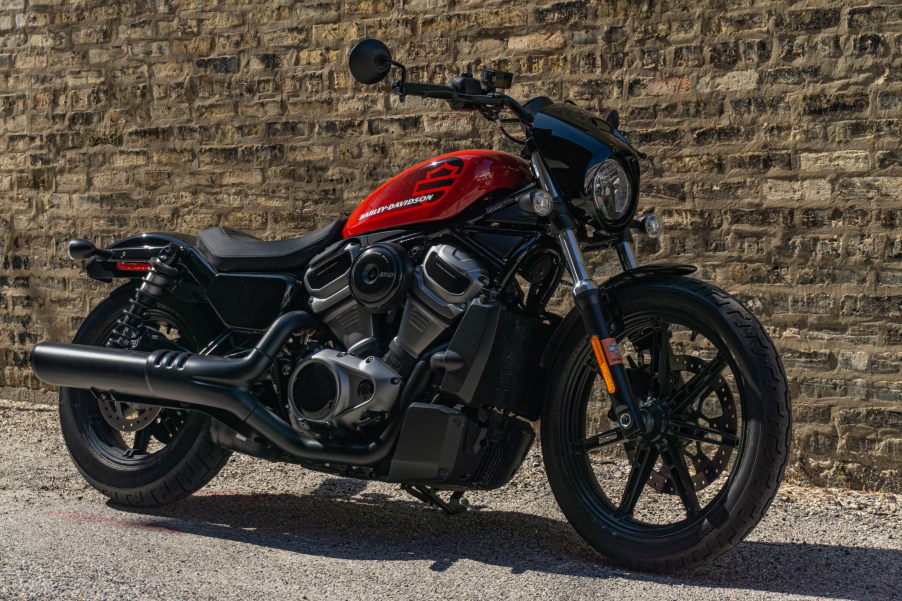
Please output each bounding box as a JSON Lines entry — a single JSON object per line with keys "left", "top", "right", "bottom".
{"left": 401, "top": 484, "right": 469, "bottom": 515}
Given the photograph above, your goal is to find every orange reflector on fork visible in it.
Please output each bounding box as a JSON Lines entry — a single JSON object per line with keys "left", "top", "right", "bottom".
{"left": 591, "top": 335, "right": 617, "bottom": 394}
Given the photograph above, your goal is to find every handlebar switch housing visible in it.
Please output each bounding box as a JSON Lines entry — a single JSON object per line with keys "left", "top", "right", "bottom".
{"left": 481, "top": 68, "right": 513, "bottom": 90}
{"left": 448, "top": 74, "right": 486, "bottom": 110}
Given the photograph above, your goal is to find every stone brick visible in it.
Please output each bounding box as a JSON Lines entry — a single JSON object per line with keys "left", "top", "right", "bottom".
{"left": 876, "top": 151, "right": 901, "bottom": 169}
{"left": 799, "top": 151, "right": 869, "bottom": 172}
{"left": 195, "top": 56, "right": 239, "bottom": 74}
{"left": 835, "top": 177, "right": 902, "bottom": 203}
{"left": 765, "top": 66, "right": 821, "bottom": 84}
{"left": 698, "top": 70, "right": 759, "bottom": 92}
{"left": 848, "top": 5, "right": 902, "bottom": 28}
{"left": 703, "top": 12, "right": 770, "bottom": 35}
{"left": 533, "top": 1, "right": 588, "bottom": 23}
{"left": 841, "top": 295, "right": 902, "bottom": 318}
{"left": 778, "top": 8, "right": 841, "bottom": 31}
{"left": 730, "top": 95, "right": 790, "bottom": 117}
{"left": 628, "top": 76, "right": 691, "bottom": 97}
{"left": 837, "top": 351, "right": 902, "bottom": 374}
{"left": 853, "top": 34, "right": 886, "bottom": 55}
{"left": 708, "top": 41, "right": 739, "bottom": 66}
{"left": 508, "top": 32, "right": 566, "bottom": 52}
{"left": 420, "top": 10, "right": 527, "bottom": 33}
{"left": 804, "top": 92, "right": 870, "bottom": 115}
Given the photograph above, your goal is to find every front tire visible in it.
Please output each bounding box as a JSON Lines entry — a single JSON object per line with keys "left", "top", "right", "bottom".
{"left": 59, "top": 284, "right": 231, "bottom": 506}
{"left": 542, "top": 276, "right": 791, "bottom": 572}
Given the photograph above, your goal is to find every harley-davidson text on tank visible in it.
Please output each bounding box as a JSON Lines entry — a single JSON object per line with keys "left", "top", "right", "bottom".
{"left": 343, "top": 149, "right": 533, "bottom": 237}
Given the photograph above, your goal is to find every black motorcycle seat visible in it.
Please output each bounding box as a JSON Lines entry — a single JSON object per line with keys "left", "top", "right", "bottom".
{"left": 196, "top": 220, "right": 345, "bottom": 272}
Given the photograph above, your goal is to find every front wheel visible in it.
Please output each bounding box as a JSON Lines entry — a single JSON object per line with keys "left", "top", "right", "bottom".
{"left": 542, "top": 276, "right": 791, "bottom": 572}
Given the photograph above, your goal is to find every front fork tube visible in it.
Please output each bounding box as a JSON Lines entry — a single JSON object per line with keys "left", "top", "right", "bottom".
{"left": 558, "top": 230, "right": 644, "bottom": 435}
{"left": 530, "top": 151, "right": 644, "bottom": 434}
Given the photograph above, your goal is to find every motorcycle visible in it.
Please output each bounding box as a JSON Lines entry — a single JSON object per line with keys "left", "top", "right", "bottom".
{"left": 30, "top": 39, "right": 791, "bottom": 572}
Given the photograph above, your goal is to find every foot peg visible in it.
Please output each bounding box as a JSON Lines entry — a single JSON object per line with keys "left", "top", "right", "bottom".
{"left": 401, "top": 484, "right": 469, "bottom": 515}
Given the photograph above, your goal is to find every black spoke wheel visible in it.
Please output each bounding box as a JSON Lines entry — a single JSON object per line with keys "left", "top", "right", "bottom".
{"left": 59, "top": 283, "right": 232, "bottom": 506}
{"left": 542, "top": 277, "right": 790, "bottom": 572}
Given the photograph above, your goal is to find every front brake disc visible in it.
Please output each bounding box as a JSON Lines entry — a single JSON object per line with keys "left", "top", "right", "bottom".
{"left": 624, "top": 355, "right": 737, "bottom": 494}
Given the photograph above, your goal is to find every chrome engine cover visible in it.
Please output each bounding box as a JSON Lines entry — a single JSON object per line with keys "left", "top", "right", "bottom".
{"left": 390, "top": 244, "right": 488, "bottom": 358}
{"left": 287, "top": 349, "right": 402, "bottom": 432}
{"left": 420, "top": 244, "right": 488, "bottom": 309}
{"left": 304, "top": 241, "right": 376, "bottom": 349}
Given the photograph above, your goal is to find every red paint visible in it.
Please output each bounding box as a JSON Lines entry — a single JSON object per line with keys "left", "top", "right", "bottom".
{"left": 45, "top": 511, "right": 182, "bottom": 535}
{"left": 115, "top": 261, "right": 151, "bottom": 272}
{"left": 343, "top": 149, "right": 534, "bottom": 237}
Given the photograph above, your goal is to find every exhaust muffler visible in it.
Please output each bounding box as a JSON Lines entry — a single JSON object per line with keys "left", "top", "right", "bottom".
{"left": 30, "top": 311, "right": 427, "bottom": 465}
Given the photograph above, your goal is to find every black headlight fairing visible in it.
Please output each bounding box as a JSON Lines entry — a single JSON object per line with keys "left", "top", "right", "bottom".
{"left": 531, "top": 102, "right": 640, "bottom": 201}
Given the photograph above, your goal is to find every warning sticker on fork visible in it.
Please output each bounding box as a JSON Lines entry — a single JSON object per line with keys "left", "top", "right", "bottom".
{"left": 601, "top": 338, "right": 623, "bottom": 366}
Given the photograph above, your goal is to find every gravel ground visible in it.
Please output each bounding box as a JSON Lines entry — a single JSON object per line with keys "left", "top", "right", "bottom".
{"left": 0, "top": 399, "right": 899, "bottom": 600}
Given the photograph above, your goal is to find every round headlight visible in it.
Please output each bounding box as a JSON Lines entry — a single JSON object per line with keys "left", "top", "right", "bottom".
{"left": 586, "top": 159, "right": 634, "bottom": 226}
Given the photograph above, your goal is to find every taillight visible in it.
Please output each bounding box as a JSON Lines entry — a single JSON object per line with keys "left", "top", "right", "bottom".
{"left": 115, "top": 262, "right": 151, "bottom": 272}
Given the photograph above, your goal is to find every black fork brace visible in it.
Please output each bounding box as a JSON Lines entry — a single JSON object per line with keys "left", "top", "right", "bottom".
{"left": 30, "top": 311, "right": 429, "bottom": 466}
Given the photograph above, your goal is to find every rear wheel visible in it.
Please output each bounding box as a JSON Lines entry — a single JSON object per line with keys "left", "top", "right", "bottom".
{"left": 59, "top": 284, "right": 231, "bottom": 506}
{"left": 542, "top": 276, "right": 791, "bottom": 571}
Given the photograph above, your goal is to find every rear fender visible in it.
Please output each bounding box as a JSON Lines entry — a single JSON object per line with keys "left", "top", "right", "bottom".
{"left": 84, "top": 232, "right": 197, "bottom": 282}
{"left": 539, "top": 264, "right": 697, "bottom": 370}
{"left": 84, "top": 232, "right": 307, "bottom": 333}
{"left": 83, "top": 232, "right": 218, "bottom": 308}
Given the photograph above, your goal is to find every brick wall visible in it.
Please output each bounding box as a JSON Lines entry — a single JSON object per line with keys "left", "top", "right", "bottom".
{"left": 1, "top": 0, "right": 899, "bottom": 490}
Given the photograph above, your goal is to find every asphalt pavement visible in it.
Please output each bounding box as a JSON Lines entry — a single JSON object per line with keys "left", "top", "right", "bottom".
{"left": 1, "top": 400, "right": 899, "bottom": 600}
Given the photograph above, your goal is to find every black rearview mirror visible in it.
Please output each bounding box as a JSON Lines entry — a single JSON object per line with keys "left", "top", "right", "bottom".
{"left": 349, "top": 39, "right": 393, "bottom": 85}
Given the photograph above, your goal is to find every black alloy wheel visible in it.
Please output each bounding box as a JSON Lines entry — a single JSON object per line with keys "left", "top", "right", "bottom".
{"left": 542, "top": 277, "right": 791, "bottom": 571}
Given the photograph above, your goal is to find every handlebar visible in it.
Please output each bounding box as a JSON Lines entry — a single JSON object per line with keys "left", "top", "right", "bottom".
{"left": 397, "top": 81, "right": 503, "bottom": 106}
{"left": 393, "top": 81, "right": 533, "bottom": 123}
{"left": 404, "top": 83, "right": 504, "bottom": 106}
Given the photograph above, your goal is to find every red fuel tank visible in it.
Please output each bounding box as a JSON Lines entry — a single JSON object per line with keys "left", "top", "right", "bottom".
{"left": 343, "top": 150, "right": 533, "bottom": 238}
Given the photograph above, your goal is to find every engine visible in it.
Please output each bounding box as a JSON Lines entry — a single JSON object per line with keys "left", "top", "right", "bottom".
{"left": 285, "top": 349, "right": 401, "bottom": 432}
{"left": 296, "top": 240, "right": 487, "bottom": 434}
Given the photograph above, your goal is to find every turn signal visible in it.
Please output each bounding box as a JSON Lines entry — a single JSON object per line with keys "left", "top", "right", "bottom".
{"left": 640, "top": 213, "right": 662, "bottom": 238}
{"left": 590, "top": 335, "right": 616, "bottom": 394}
{"left": 531, "top": 190, "right": 554, "bottom": 216}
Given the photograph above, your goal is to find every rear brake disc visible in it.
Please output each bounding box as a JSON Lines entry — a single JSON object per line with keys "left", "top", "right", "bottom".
{"left": 95, "top": 391, "right": 162, "bottom": 432}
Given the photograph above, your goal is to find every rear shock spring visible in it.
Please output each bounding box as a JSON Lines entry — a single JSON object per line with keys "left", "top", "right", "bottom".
{"left": 105, "top": 244, "right": 181, "bottom": 350}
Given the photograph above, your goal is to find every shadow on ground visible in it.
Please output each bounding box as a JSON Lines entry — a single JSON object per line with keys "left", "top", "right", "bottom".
{"left": 114, "top": 481, "right": 898, "bottom": 600}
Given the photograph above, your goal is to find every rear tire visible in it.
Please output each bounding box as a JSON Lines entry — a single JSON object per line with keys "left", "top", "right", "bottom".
{"left": 541, "top": 276, "right": 791, "bottom": 572}
{"left": 59, "top": 284, "right": 231, "bottom": 507}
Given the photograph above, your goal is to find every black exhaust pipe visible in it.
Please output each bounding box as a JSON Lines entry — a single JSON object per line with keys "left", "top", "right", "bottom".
{"left": 30, "top": 311, "right": 427, "bottom": 465}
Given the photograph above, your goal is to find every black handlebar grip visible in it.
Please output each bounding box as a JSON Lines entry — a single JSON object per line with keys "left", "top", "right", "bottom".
{"left": 403, "top": 82, "right": 453, "bottom": 95}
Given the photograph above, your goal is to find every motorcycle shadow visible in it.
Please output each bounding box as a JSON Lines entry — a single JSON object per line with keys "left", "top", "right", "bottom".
{"left": 112, "top": 485, "right": 899, "bottom": 600}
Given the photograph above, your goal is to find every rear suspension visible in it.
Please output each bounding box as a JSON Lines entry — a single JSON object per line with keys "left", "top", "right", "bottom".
{"left": 105, "top": 245, "right": 181, "bottom": 349}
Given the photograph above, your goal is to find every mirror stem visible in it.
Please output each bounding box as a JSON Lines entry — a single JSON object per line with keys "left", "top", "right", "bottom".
{"left": 386, "top": 59, "right": 408, "bottom": 102}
